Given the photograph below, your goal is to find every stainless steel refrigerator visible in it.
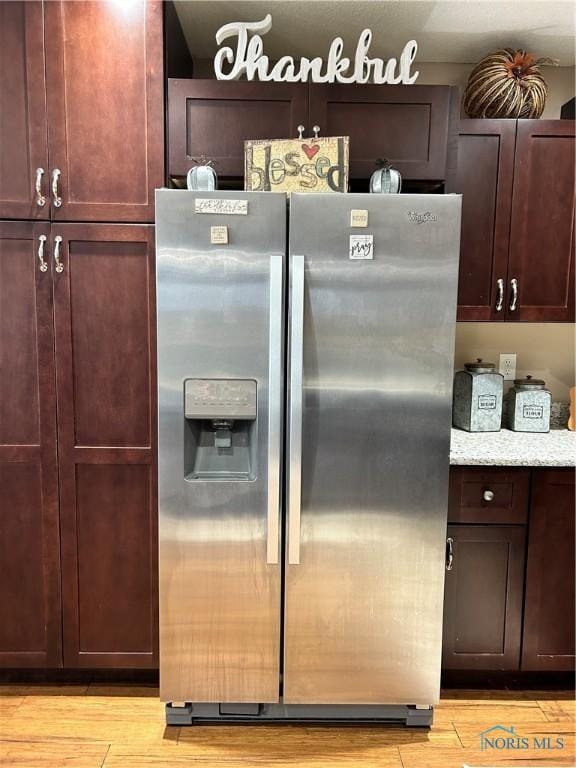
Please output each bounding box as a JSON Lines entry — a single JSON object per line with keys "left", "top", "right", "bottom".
{"left": 156, "top": 190, "right": 461, "bottom": 726}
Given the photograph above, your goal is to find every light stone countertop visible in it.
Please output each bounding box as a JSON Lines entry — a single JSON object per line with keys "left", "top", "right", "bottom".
{"left": 449, "top": 428, "right": 576, "bottom": 467}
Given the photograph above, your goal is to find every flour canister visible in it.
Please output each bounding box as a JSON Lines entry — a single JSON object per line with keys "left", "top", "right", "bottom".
{"left": 453, "top": 359, "right": 504, "bottom": 432}
{"left": 507, "top": 375, "right": 551, "bottom": 432}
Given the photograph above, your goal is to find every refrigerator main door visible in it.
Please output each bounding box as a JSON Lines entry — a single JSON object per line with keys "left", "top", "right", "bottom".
{"left": 284, "top": 193, "right": 461, "bottom": 705}
{"left": 156, "top": 191, "right": 286, "bottom": 704}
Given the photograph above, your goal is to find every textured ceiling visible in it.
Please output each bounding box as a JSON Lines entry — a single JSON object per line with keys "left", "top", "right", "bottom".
{"left": 173, "top": 0, "right": 576, "bottom": 66}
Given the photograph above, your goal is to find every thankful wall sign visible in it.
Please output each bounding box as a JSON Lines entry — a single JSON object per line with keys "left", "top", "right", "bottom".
{"left": 244, "top": 137, "right": 349, "bottom": 193}
{"left": 215, "top": 15, "right": 419, "bottom": 85}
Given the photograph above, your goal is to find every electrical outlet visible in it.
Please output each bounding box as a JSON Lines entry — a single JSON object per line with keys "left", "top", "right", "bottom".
{"left": 499, "top": 353, "right": 517, "bottom": 381}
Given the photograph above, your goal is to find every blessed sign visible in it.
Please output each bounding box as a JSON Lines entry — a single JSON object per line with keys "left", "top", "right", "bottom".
{"left": 215, "top": 15, "right": 419, "bottom": 85}
{"left": 244, "top": 137, "right": 349, "bottom": 193}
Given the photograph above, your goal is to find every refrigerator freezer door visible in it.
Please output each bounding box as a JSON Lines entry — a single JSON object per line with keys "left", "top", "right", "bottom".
{"left": 285, "top": 193, "right": 461, "bottom": 706}
{"left": 156, "top": 190, "right": 286, "bottom": 704}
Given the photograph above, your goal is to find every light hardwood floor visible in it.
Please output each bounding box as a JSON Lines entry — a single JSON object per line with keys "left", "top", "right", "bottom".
{"left": 0, "top": 685, "right": 574, "bottom": 767}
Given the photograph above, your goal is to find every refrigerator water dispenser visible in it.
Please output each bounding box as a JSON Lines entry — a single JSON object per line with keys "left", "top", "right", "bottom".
{"left": 183, "top": 379, "right": 257, "bottom": 481}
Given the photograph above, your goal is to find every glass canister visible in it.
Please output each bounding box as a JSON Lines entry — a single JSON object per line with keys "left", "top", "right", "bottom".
{"left": 453, "top": 359, "right": 504, "bottom": 432}
{"left": 507, "top": 375, "right": 551, "bottom": 432}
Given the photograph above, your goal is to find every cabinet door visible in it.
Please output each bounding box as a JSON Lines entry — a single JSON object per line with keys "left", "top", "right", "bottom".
{"left": 167, "top": 79, "right": 309, "bottom": 178}
{"left": 52, "top": 224, "right": 157, "bottom": 668}
{"left": 309, "top": 84, "right": 452, "bottom": 180}
{"left": 522, "top": 469, "right": 575, "bottom": 671}
{"left": 0, "top": 2, "right": 49, "bottom": 220}
{"left": 452, "top": 121, "right": 515, "bottom": 321}
{"left": 0, "top": 222, "right": 61, "bottom": 667}
{"left": 443, "top": 525, "right": 525, "bottom": 670}
{"left": 44, "top": 1, "right": 164, "bottom": 222}
{"left": 507, "top": 120, "right": 575, "bottom": 321}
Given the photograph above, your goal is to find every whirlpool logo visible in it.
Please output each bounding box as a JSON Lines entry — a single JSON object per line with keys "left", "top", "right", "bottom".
{"left": 407, "top": 211, "right": 437, "bottom": 224}
{"left": 479, "top": 724, "right": 565, "bottom": 752}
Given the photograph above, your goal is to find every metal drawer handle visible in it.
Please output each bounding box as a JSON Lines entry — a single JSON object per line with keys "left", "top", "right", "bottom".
{"left": 297, "top": 124, "right": 305, "bottom": 139}
{"left": 53, "top": 235, "right": 64, "bottom": 273}
{"left": 495, "top": 278, "right": 504, "bottom": 311}
{"left": 446, "top": 537, "right": 454, "bottom": 571}
{"left": 51, "top": 168, "right": 62, "bottom": 208}
{"left": 312, "top": 125, "right": 320, "bottom": 139}
{"left": 35, "top": 168, "right": 46, "bottom": 207}
{"left": 37, "top": 235, "right": 48, "bottom": 272}
{"left": 483, "top": 489, "right": 495, "bottom": 502}
{"left": 509, "top": 278, "right": 518, "bottom": 311}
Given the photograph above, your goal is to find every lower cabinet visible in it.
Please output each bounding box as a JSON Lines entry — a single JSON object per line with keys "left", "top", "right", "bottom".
{"left": 522, "top": 469, "right": 575, "bottom": 671}
{"left": 443, "top": 525, "right": 525, "bottom": 670}
{"left": 0, "top": 222, "right": 61, "bottom": 667}
{"left": 444, "top": 466, "right": 576, "bottom": 673}
{"left": 0, "top": 222, "right": 157, "bottom": 669}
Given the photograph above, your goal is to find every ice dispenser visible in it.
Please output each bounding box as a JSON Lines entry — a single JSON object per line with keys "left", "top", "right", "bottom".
{"left": 183, "top": 379, "right": 257, "bottom": 480}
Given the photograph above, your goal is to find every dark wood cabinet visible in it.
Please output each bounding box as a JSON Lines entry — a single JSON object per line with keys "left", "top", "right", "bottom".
{"left": 451, "top": 121, "right": 515, "bottom": 321}
{"left": 443, "top": 524, "right": 525, "bottom": 670}
{"left": 522, "top": 469, "right": 575, "bottom": 671}
{"left": 455, "top": 119, "right": 575, "bottom": 322}
{"left": 444, "top": 465, "right": 576, "bottom": 673}
{"left": 0, "top": 0, "right": 164, "bottom": 223}
{"left": 0, "top": 224, "right": 157, "bottom": 670}
{"left": 168, "top": 79, "right": 308, "bottom": 179}
{"left": 44, "top": 1, "right": 163, "bottom": 222}
{"left": 53, "top": 224, "right": 158, "bottom": 668}
{"left": 507, "top": 121, "right": 575, "bottom": 321}
{"left": 309, "top": 84, "right": 453, "bottom": 180}
{"left": 448, "top": 466, "right": 530, "bottom": 525}
{"left": 0, "top": 222, "right": 61, "bottom": 667}
{"left": 167, "top": 80, "right": 455, "bottom": 182}
{"left": 0, "top": 2, "right": 49, "bottom": 220}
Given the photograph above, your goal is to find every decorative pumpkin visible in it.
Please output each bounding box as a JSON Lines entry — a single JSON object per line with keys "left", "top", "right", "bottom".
{"left": 370, "top": 158, "right": 402, "bottom": 194}
{"left": 463, "top": 49, "right": 552, "bottom": 119}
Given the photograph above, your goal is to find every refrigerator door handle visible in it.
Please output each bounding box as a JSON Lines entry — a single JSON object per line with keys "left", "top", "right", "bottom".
{"left": 288, "top": 254, "right": 305, "bottom": 565}
{"left": 266, "top": 254, "right": 284, "bottom": 565}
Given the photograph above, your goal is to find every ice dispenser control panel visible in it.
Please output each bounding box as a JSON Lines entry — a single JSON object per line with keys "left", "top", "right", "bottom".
{"left": 184, "top": 379, "right": 257, "bottom": 420}
{"left": 183, "top": 379, "right": 257, "bottom": 481}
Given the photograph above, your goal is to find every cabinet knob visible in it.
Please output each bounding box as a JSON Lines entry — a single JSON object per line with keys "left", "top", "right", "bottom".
{"left": 483, "top": 489, "right": 495, "bottom": 502}
{"left": 297, "top": 125, "right": 305, "bottom": 140}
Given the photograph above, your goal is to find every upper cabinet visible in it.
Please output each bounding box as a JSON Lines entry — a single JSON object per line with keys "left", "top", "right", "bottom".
{"left": 0, "top": 0, "right": 164, "bottom": 223}
{"left": 454, "top": 119, "right": 575, "bottom": 322}
{"left": 168, "top": 80, "right": 308, "bottom": 178}
{"left": 0, "top": 2, "right": 49, "bottom": 220}
{"left": 308, "top": 84, "right": 454, "bottom": 180}
{"left": 167, "top": 80, "right": 456, "bottom": 182}
{"left": 507, "top": 121, "right": 575, "bottom": 321}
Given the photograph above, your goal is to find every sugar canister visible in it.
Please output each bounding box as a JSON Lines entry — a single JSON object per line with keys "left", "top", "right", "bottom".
{"left": 507, "top": 375, "right": 551, "bottom": 432}
{"left": 453, "top": 359, "right": 503, "bottom": 432}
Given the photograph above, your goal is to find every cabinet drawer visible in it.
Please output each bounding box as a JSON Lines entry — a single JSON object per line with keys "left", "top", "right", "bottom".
{"left": 448, "top": 467, "right": 530, "bottom": 524}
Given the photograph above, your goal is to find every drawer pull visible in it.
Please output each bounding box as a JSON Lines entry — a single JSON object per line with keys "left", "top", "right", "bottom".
{"left": 509, "top": 277, "right": 518, "bottom": 311}
{"left": 495, "top": 278, "right": 504, "bottom": 311}
{"left": 483, "top": 489, "right": 495, "bottom": 502}
{"left": 446, "top": 537, "right": 454, "bottom": 570}
{"left": 35, "top": 168, "right": 46, "bottom": 207}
